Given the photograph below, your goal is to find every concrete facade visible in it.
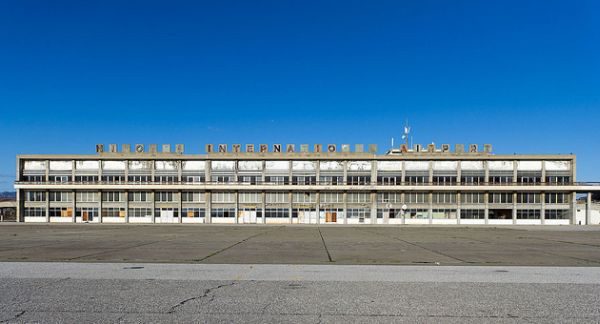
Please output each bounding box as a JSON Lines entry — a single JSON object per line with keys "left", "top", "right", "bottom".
{"left": 13, "top": 149, "right": 600, "bottom": 225}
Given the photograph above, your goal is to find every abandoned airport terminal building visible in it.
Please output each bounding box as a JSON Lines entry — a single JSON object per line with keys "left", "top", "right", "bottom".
{"left": 13, "top": 143, "right": 600, "bottom": 225}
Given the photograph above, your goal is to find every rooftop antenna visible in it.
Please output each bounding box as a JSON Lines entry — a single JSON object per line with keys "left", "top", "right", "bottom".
{"left": 401, "top": 120, "right": 411, "bottom": 147}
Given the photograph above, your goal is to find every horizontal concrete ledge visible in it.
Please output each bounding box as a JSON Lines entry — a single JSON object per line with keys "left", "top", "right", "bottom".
{"left": 1, "top": 262, "right": 599, "bottom": 284}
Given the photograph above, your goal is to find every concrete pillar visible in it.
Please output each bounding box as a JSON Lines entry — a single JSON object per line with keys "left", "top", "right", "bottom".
{"left": 206, "top": 192, "right": 212, "bottom": 224}
{"left": 151, "top": 192, "right": 156, "bottom": 223}
{"left": 16, "top": 190, "right": 23, "bottom": 223}
{"left": 457, "top": 192, "right": 461, "bottom": 225}
{"left": 484, "top": 161, "right": 489, "bottom": 184}
{"left": 428, "top": 191, "right": 433, "bottom": 224}
{"left": 343, "top": 191, "right": 348, "bottom": 225}
{"left": 315, "top": 192, "right": 320, "bottom": 224}
{"left": 205, "top": 161, "right": 212, "bottom": 185}
{"left": 178, "top": 191, "right": 183, "bottom": 224}
{"left": 540, "top": 192, "right": 546, "bottom": 225}
{"left": 371, "top": 160, "right": 377, "bottom": 185}
{"left": 587, "top": 192, "right": 592, "bottom": 225}
{"left": 261, "top": 191, "right": 266, "bottom": 224}
{"left": 124, "top": 191, "right": 129, "bottom": 223}
{"left": 71, "top": 160, "right": 76, "bottom": 182}
{"left": 45, "top": 190, "right": 50, "bottom": 223}
{"left": 370, "top": 192, "right": 377, "bottom": 225}
{"left": 72, "top": 190, "right": 76, "bottom": 223}
{"left": 484, "top": 192, "right": 489, "bottom": 224}
{"left": 456, "top": 163, "right": 462, "bottom": 186}
{"left": 98, "top": 191, "right": 103, "bottom": 223}
{"left": 401, "top": 161, "right": 406, "bottom": 185}
{"left": 401, "top": 192, "right": 406, "bottom": 224}
{"left": 512, "top": 192, "right": 517, "bottom": 224}
{"left": 45, "top": 160, "right": 49, "bottom": 182}
{"left": 234, "top": 191, "right": 239, "bottom": 224}
{"left": 571, "top": 192, "right": 577, "bottom": 225}
{"left": 288, "top": 191, "right": 293, "bottom": 224}
{"left": 428, "top": 161, "right": 433, "bottom": 185}
{"left": 177, "top": 161, "right": 183, "bottom": 183}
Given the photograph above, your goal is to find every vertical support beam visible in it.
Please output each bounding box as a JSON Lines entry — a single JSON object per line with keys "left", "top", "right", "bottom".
{"left": 370, "top": 191, "right": 377, "bottom": 225}
{"left": 234, "top": 191, "right": 239, "bottom": 224}
{"left": 343, "top": 191, "right": 348, "bottom": 225}
{"left": 371, "top": 160, "right": 377, "bottom": 186}
{"left": 151, "top": 192, "right": 156, "bottom": 223}
{"left": 513, "top": 160, "right": 518, "bottom": 184}
{"left": 484, "top": 161, "right": 489, "bottom": 184}
{"left": 205, "top": 161, "right": 212, "bottom": 185}
{"left": 45, "top": 190, "right": 50, "bottom": 223}
{"left": 98, "top": 159, "right": 103, "bottom": 183}
{"left": 177, "top": 160, "right": 183, "bottom": 183}
{"left": 288, "top": 161, "right": 293, "bottom": 187}
{"left": 571, "top": 191, "right": 577, "bottom": 225}
{"left": 178, "top": 191, "right": 182, "bottom": 224}
{"left": 16, "top": 190, "right": 23, "bottom": 223}
{"left": 71, "top": 160, "right": 76, "bottom": 182}
{"left": 401, "top": 192, "right": 406, "bottom": 224}
{"left": 587, "top": 192, "right": 592, "bottom": 225}
{"left": 540, "top": 192, "right": 546, "bottom": 225}
{"left": 315, "top": 192, "right": 320, "bottom": 225}
{"left": 512, "top": 192, "right": 517, "bottom": 224}
{"left": 261, "top": 160, "right": 266, "bottom": 185}
{"left": 261, "top": 191, "right": 266, "bottom": 224}
{"left": 98, "top": 191, "right": 103, "bottom": 223}
{"left": 457, "top": 192, "right": 461, "bottom": 225}
{"left": 428, "top": 161, "right": 433, "bottom": 185}
{"left": 124, "top": 160, "right": 129, "bottom": 183}
{"left": 71, "top": 189, "right": 76, "bottom": 223}
{"left": 206, "top": 192, "right": 212, "bottom": 224}
{"left": 541, "top": 162, "right": 546, "bottom": 184}
{"left": 124, "top": 191, "right": 129, "bottom": 223}
{"left": 288, "top": 191, "right": 293, "bottom": 224}
{"left": 45, "top": 159, "right": 49, "bottom": 182}
{"left": 342, "top": 160, "right": 348, "bottom": 185}
{"left": 401, "top": 161, "right": 406, "bottom": 185}
{"left": 484, "top": 192, "right": 489, "bottom": 224}
{"left": 151, "top": 160, "right": 156, "bottom": 183}
{"left": 428, "top": 191, "right": 433, "bottom": 224}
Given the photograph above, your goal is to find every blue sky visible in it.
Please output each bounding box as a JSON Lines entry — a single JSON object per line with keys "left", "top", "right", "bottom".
{"left": 0, "top": 1, "right": 599, "bottom": 191}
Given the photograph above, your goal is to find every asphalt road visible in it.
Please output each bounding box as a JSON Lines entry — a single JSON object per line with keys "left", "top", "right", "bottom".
{"left": 0, "top": 224, "right": 600, "bottom": 266}
{"left": 1, "top": 263, "right": 599, "bottom": 323}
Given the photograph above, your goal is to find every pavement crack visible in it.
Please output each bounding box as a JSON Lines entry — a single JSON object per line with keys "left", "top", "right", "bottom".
{"left": 317, "top": 226, "right": 334, "bottom": 262}
{"left": 194, "top": 227, "right": 282, "bottom": 262}
{"left": 166, "top": 282, "right": 236, "bottom": 314}
{"left": 0, "top": 310, "right": 25, "bottom": 323}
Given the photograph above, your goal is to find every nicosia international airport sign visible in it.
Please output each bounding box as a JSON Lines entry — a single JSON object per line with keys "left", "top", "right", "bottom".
{"left": 95, "top": 143, "right": 492, "bottom": 154}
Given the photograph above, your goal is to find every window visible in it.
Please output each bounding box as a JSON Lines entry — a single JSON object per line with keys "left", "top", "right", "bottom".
{"left": 102, "top": 208, "right": 125, "bottom": 217}
{"left": 128, "top": 208, "right": 152, "bottom": 217}
{"left": 319, "top": 176, "right": 344, "bottom": 185}
{"left": 101, "top": 175, "right": 125, "bottom": 182}
{"left": 489, "top": 176, "right": 513, "bottom": 184}
{"left": 347, "top": 192, "right": 370, "bottom": 203}
{"left": 405, "top": 192, "right": 428, "bottom": 204}
{"left": 461, "top": 192, "right": 485, "bottom": 204}
{"left": 546, "top": 176, "right": 570, "bottom": 184}
{"left": 320, "top": 192, "right": 343, "bottom": 203}
{"left": 155, "top": 192, "right": 175, "bottom": 202}
{"left": 292, "top": 192, "right": 316, "bottom": 203}
{"left": 183, "top": 176, "right": 205, "bottom": 183}
{"left": 461, "top": 175, "right": 485, "bottom": 184}
{"left": 239, "top": 192, "right": 261, "bottom": 203}
{"left": 76, "top": 192, "right": 97, "bottom": 202}
{"left": 432, "top": 209, "right": 457, "bottom": 219}
{"left": 102, "top": 192, "right": 122, "bottom": 202}
{"left": 432, "top": 176, "right": 457, "bottom": 185}
{"left": 545, "top": 209, "right": 569, "bottom": 219}
{"left": 517, "top": 193, "right": 541, "bottom": 204}
{"left": 129, "top": 192, "right": 149, "bottom": 202}
{"left": 376, "top": 209, "right": 402, "bottom": 218}
{"left": 155, "top": 175, "right": 177, "bottom": 183}
{"left": 265, "top": 208, "right": 289, "bottom": 218}
{"left": 517, "top": 209, "right": 541, "bottom": 219}
{"left": 212, "top": 175, "right": 234, "bottom": 183}
{"left": 182, "top": 192, "right": 204, "bottom": 202}
{"left": 128, "top": 175, "right": 151, "bottom": 182}
{"left": 545, "top": 193, "right": 569, "bottom": 204}
{"left": 75, "top": 175, "right": 98, "bottom": 182}
{"left": 377, "top": 176, "right": 401, "bottom": 185}
{"left": 292, "top": 176, "right": 317, "bottom": 185}
{"left": 25, "top": 191, "right": 45, "bottom": 202}
{"left": 265, "top": 192, "right": 288, "bottom": 203}
{"left": 49, "top": 207, "right": 70, "bottom": 217}
{"left": 461, "top": 209, "right": 485, "bottom": 219}
{"left": 212, "top": 192, "right": 234, "bottom": 203}
{"left": 377, "top": 193, "right": 401, "bottom": 203}
{"left": 23, "top": 175, "right": 44, "bottom": 182}
{"left": 182, "top": 208, "right": 205, "bottom": 218}
{"left": 346, "top": 208, "right": 370, "bottom": 219}
{"left": 76, "top": 208, "right": 98, "bottom": 219}
{"left": 49, "top": 192, "right": 72, "bottom": 202}
{"left": 517, "top": 172, "right": 541, "bottom": 184}
{"left": 347, "top": 176, "right": 370, "bottom": 185}
{"left": 211, "top": 208, "right": 235, "bottom": 218}
{"left": 24, "top": 207, "right": 45, "bottom": 217}
{"left": 432, "top": 193, "right": 456, "bottom": 204}
{"left": 405, "top": 208, "right": 429, "bottom": 219}
{"left": 489, "top": 193, "right": 513, "bottom": 204}
{"left": 49, "top": 175, "right": 70, "bottom": 183}
{"left": 238, "top": 176, "right": 260, "bottom": 185}
{"left": 405, "top": 176, "right": 428, "bottom": 184}
{"left": 265, "top": 176, "right": 288, "bottom": 185}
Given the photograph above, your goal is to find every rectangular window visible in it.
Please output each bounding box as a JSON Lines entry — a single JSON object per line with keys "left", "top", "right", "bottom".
{"left": 101, "top": 175, "right": 125, "bottom": 183}
{"left": 347, "top": 176, "right": 370, "bottom": 185}
{"left": 129, "top": 192, "right": 149, "bottom": 202}
{"left": 489, "top": 193, "right": 513, "bottom": 204}
{"left": 546, "top": 176, "right": 570, "bottom": 184}
{"left": 155, "top": 192, "right": 175, "bottom": 202}
{"left": 101, "top": 208, "right": 125, "bottom": 217}
{"left": 183, "top": 175, "right": 205, "bottom": 183}
{"left": 432, "top": 209, "right": 457, "bottom": 219}
{"left": 517, "top": 209, "right": 541, "bottom": 219}
{"left": 265, "top": 208, "right": 289, "bottom": 218}
{"left": 238, "top": 175, "right": 260, "bottom": 185}
{"left": 239, "top": 192, "right": 262, "bottom": 203}
{"left": 377, "top": 176, "right": 402, "bottom": 185}
{"left": 517, "top": 193, "right": 541, "bottom": 204}
{"left": 128, "top": 208, "right": 152, "bottom": 217}
{"left": 291, "top": 176, "right": 317, "bottom": 185}
{"left": 182, "top": 192, "right": 205, "bottom": 202}
{"left": 432, "top": 193, "right": 456, "bottom": 204}
{"left": 346, "top": 208, "right": 370, "bottom": 219}
{"left": 75, "top": 175, "right": 98, "bottom": 182}
{"left": 405, "top": 192, "right": 428, "bottom": 204}
{"left": 49, "top": 192, "right": 72, "bottom": 202}
{"left": 461, "top": 209, "right": 485, "bottom": 219}
{"left": 292, "top": 192, "right": 316, "bottom": 203}
{"left": 489, "top": 176, "right": 513, "bottom": 184}
{"left": 347, "top": 192, "right": 370, "bottom": 203}
{"left": 154, "top": 175, "right": 178, "bottom": 183}
{"left": 319, "top": 176, "right": 343, "bottom": 185}
{"left": 265, "top": 192, "right": 288, "bottom": 203}
{"left": 432, "top": 176, "right": 457, "bottom": 185}
{"left": 265, "top": 176, "right": 288, "bottom": 185}
{"left": 182, "top": 208, "right": 205, "bottom": 218}
{"left": 24, "top": 207, "right": 45, "bottom": 217}
{"left": 320, "top": 192, "right": 343, "bottom": 203}
{"left": 211, "top": 208, "right": 235, "bottom": 218}
{"left": 76, "top": 191, "right": 98, "bottom": 202}
{"left": 460, "top": 175, "right": 485, "bottom": 184}
{"left": 211, "top": 192, "right": 234, "bottom": 203}
{"left": 545, "top": 193, "right": 569, "bottom": 204}
{"left": 25, "top": 191, "right": 46, "bottom": 202}
{"left": 101, "top": 192, "right": 122, "bottom": 202}
{"left": 405, "top": 208, "right": 429, "bottom": 219}
{"left": 545, "top": 209, "right": 569, "bottom": 219}
{"left": 377, "top": 193, "right": 401, "bottom": 203}
{"left": 128, "top": 175, "right": 151, "bottom": 182}
{"left": 461, "top": 192, "right": 485, "bottom": 204}
{"left": 49, "top": 175, "right": 70, "bottom": 183}
{"left": 405, "top": 176, "right": 429, "bottom": 185}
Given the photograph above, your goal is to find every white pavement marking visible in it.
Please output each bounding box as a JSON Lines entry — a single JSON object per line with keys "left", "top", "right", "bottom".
{"left": 1, "top": 262, "right": 600, "bottom": 284}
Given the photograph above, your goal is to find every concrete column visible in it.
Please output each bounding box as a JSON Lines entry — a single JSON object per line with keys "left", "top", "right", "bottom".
{"left": 206, "top": 192, "right": 212, "bottom": 224}
{"left": 261, "top": 191, "right": 266, "bottom": 224}
{"left": 288, "top": 161, "right": 293, "bottom": 186}
{"left": 484, "top": 161, "right": 489, "bottom": 184}
{"left": 541, "top": 162, "right": 546, "bottom": 184}
{"left": 457, "top": 192, "right": 461, "bottom": 225}
{"left": 540, "top": 192, "right": 546, "bottom": 225}
{"left": 371, "top": 160, "right": 377, "bottom": 185}
{"left": 571, "top": 192, "right": 577, "bottom": 225}
{"left": 288, "top": 191, "right": 293, "bottom": 224}
{"left": 98, "top": 191, "right": 103, "bottom": 223}
{"left": 343, "top": 191, "right": 348, "bottom": 225}
{"left": 71, "top": 190, "right": 76, "bottom": 223}
{"left": 45, "top": 160, "right": 49, "bottom": 182}
{"left": 315, "top": 192, "right": 320, "bottom": 224}
{"left": 151, "top": 192, "right": 156, "bottom": 223}
{"left": 262, "top": 161, "right": 266, "bottom": 184}
{"left": 98, "top": 159, "right": 103, "bottom": 182}
{"left": 205, "top": 161, "right": 212, "bottom": 184}
{"left": 45, "top": 190, "right": 50, "bottom": 223}
{"left": 401, "top": 161, "right": 406, "bottom": 185}
{"left": 16, "top": 190, "right": 23, "bottom": 223}
{"left": 456, "top": 163, "right": 462, "bottom": 186}
{"left": 513, "top": 161, "right": 518, "bottom": 184}
{"left": 234, "top": 191, "right": 239, "bottom": 224}
{"left": 428, "top": 161, "right": 433, "bottom": 185}
{"left": 428, "top": 191, "right": 433, "bottom": 224}
{"left": 124, "top": 160, "right": 129, "bottom": 183}
{"left": 370, "top": 192, "right": 377, "bottom": 225}
{"left": 342, "top": 161, "right": 348, "bottom": 185}
{"left": 151, "top": 160, "right": 156, "bottom": 183}
{"left": 71, "top": 160, "right": 76, "bottom": 182}
{"left": 177, "top": 161, "right": 183, "bottom": 183}
{"left": 484, "top": 192, "right": 489, "bottom": 224}
{"left": 178, "top": 191, "right": 182, "bottom": 224}
{"left": 401, "top": 192, "right": 406, "bottom": 224}
{"left": 587, "top": 192, "right": 592, "bottom": 225}
{"left": 512, "top": 192, "right": 517, "bottom": 224}
{"left": 124, "top": 191, "right": 129, "bottom": 223}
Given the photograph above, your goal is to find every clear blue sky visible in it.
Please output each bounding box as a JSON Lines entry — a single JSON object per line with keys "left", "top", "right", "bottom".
{"left": 0, "top": 1, "right": 599, "bottom": 191}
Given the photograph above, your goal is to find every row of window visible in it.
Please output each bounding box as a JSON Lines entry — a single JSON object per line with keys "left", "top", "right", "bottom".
{"left": 24, "top": 191, "right": 572, "bottom": 204}
{"left": 22, "top": 174, "right": 572, "bottom": 185}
